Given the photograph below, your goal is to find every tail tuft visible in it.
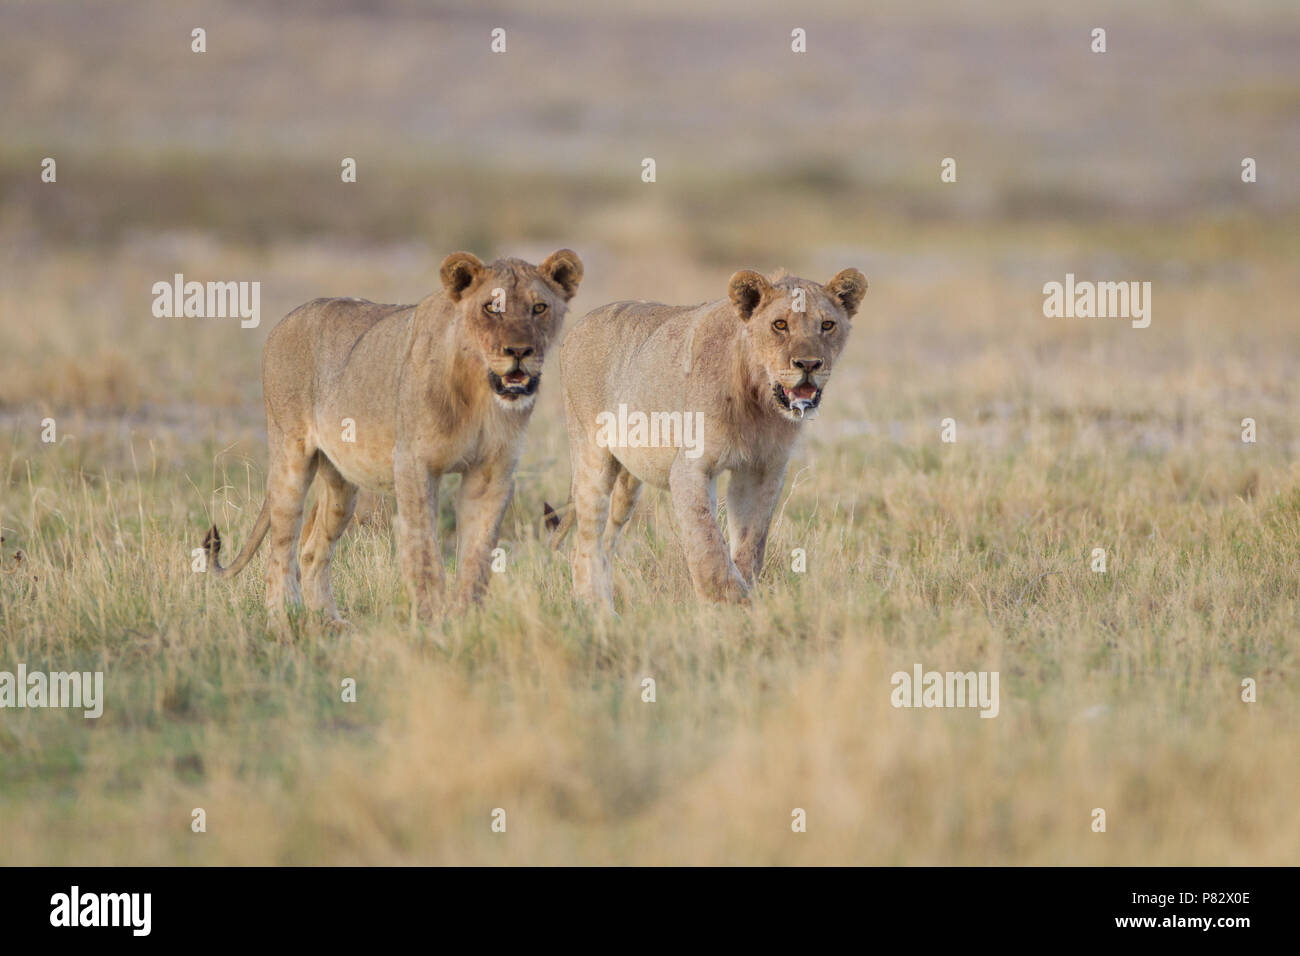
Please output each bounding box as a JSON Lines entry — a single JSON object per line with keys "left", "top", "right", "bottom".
{"left": 542, "top": 502, "right": 560, "bottom": 532}
{"left": 200, "top": 499, "right": 270, "bottom": 581}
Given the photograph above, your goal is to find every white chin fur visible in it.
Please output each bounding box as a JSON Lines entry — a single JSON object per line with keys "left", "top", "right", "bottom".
{"left": 495, "top": 392, "right": 536, "bottom": 411}
{"left": 777, "top": 403, "right": 816, "bottom": 422}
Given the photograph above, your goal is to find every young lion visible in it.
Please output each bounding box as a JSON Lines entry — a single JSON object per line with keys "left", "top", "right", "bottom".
{"left": 548, "top": 266, "right": 866, "bottom": 608}
{"left": 204, "top": 249, "right": 583, "bottom": 622}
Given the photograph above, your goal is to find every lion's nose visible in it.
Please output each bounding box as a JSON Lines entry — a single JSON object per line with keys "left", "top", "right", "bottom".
{"left": 792, "top": 357, "right": 823, "bottom": 373}
{"left": 504, "top": 346, "right": 534, "bottom": 360}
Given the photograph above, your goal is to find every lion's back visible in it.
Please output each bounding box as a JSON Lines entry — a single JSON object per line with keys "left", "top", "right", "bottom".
{"left": 561, "top": 299, "right": 707, "bottom": 375}
{"left": 269, "top": 296, "right": 411, "bottom": 359}
{"left": 261, "top": 297, "right": 416, "bottom": 424}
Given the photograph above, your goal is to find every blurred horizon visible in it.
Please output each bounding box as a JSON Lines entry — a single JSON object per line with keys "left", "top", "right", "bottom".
{"left": 3, "top": 0, "right": 1299, "bottom": 248}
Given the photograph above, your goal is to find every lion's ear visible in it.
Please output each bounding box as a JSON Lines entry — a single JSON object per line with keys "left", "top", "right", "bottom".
{"left": 540, "top": 249, "right": 583, "bottom": 301}
{"left": 728, "top": 270, "right": 772, "bottom": 321}
{"left": 440, "top": 252, "right": 485, "bottom": 302}
{"left": 825, "top": 268, "right": 867, "bottom": 318}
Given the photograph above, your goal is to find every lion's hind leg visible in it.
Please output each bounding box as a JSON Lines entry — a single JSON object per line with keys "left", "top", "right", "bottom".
{"left": 571, "top": 443, "right": 621, "bottom": 612}
{"left": 602, "top": 467, "right": 642, "bottom": 558}
{"left": 299, "top": 455, "right": 358, "bottom": 623}
{"left": 263, "top": 429, "right": 320, "bottom": 618}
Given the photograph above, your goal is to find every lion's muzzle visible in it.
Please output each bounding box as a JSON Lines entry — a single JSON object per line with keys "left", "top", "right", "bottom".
{"left": 489, "top": 367, "right": 541, "bottom": 399}
{"left": 774, "top": 377, "right": 823, "bottom": 416}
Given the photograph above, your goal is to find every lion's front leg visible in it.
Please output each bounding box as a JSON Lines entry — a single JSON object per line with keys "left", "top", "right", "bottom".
{"left": 725, "top": 463, "right": 786, "bottom": 587}
{"left": 452, "top": 461, "right": 515, "bottom": 609}
{"left": 668, "top": 458, "right": 749, "bottom": 603}
{"left": 394, "top": 453, "right": 444, "bottom": 621}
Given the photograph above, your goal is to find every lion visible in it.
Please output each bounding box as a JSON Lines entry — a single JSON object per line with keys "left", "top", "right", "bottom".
{"left": 546, "top": 266, "right": 866, "bottom": 608}
{"left": 203, "top": 249, "right": 584, "bottom": 622}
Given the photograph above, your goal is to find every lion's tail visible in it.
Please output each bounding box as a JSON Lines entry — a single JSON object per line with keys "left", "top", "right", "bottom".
{"left": 542, "top": 495, "right": 575, "bottom": 550}
{"left": 203, "top": 495, "right": 272, "bottom": 580}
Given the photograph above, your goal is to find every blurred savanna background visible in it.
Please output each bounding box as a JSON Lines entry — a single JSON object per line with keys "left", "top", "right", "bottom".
{"left": 1, "top": 0, "right": 1298, "bottom": 864}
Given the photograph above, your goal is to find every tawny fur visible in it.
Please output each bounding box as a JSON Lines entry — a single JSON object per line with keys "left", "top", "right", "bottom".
{"left": 205, "top": 249, "right": 583, "bottom": 622}
{"left": 549, "top": 267, "right": 866, "bottom": 609}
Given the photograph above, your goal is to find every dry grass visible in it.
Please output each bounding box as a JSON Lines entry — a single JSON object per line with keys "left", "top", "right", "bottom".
{"left": 2, "top": 223, "right": 1297, "bottom": 864}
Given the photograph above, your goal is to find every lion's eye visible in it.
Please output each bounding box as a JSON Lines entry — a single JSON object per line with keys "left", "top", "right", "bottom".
{"left": 532, "top": 302, "right": 548, "bottom": 315}
{"left": 821, "top": 320, "right": 835, "bottom": 332}
{"left": 484, "top": 302, "right": 502, "bottom": 315}
{"left": 773, "top": 319, "right": 788, "bottom": 332}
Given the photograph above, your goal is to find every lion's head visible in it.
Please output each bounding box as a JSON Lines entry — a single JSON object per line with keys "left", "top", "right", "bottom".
{"left": 728, "top": 267, "right": 867, "bottom": 422}
{"left": 439, "top": 249, "right": 584, "bottom": 410}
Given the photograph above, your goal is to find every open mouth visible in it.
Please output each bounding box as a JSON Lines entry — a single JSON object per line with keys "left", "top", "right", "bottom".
{"left": 774, "top": 380, "right": 822, "bottom": 416}
{"left": 489, "top": 369, "right": 540, "bottom": 399}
